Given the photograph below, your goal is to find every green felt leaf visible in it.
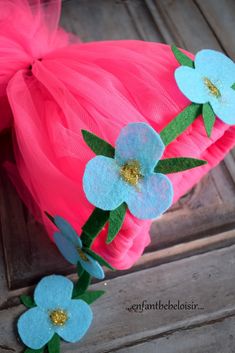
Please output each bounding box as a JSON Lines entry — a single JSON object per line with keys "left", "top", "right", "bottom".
{"left": 231, "top": 83, "right": 235, "bottom": 90}
{"left": 44, "top": 211, "right": 56, "bottom": 226}
{"left": 20, "top": 295, "right": 36, "bottom": 308}
{"left": 160, "top": 103, "right": 202, "bottom": 146}
{"left": 82, "top": 129, "right": 115, "bottom": 158}
{"left": 75, "top": 290, "right": 105, "bottom": 303}
{"left": 202, "top": 103, "right": 216, "bottom": 137}
{"left": 72, "top": 271, "right": 91, "bottom": 298}
{"left": 171, "top": 45, "right": 194, "bottom": 68}
{"left": 77, "top": 262, "right": 84, "bottom": 277}
{"left": 107, "top": 203, "right": 127, "bottom": 244}
{"left": 81, "top": 208, "right": 110, "bottom": 247}
{"left": 155, "top": 157, "right": 207, "bottom": 174}
{"left": 83, "top": 248, "right": 115, "bottom": 270}
{"left": 24, "top": 348, "right": 44, "bottom": 353}
{"left": 48, "top": 334, "right": 60, "bottom": 353}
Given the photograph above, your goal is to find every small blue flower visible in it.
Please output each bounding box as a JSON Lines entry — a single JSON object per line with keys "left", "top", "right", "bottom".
{"left": 54, "top": 216, "right": 105, "bottom": 280}
{"left": 83, "top": 122, "right": 173, "bottom": 220}
{"left": 175, "top": 49, "right": 235, "bottom": 124}
{"left": 18, "top": 275, "right": 93, "bottom": 350}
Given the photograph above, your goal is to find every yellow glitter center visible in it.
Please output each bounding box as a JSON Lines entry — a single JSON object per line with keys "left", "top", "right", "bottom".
{"left": 77, "top": 248, "right": 89, "bottom": 262}
{"left": 50, "top": 309, "right": 68, "bottom": 326}
{"left": 204, "top": 77, "right": 221, "bottom": 98}
{"left": 120, "top": 160, "right": 142, "bottom": 186}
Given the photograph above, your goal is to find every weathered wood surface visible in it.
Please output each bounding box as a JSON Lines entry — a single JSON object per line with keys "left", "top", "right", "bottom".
{"left": 0, "top": 0, "right": 235, "bottom": 352}
{"left": 1, "top": 0, "right": 235, "bottom": 290}
{"left": 1, "top": 244, "right": 235, "bottom": 352}
{"left": 115, "top": 316, "right": 235, "bottom": 353}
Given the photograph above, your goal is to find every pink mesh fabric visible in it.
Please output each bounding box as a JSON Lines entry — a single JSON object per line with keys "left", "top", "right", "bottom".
{"left": 1, "top": 1, "right": 235, "bottom": 269}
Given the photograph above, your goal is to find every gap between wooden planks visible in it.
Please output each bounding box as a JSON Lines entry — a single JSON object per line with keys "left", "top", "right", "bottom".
{"left": 1, "top": 228, "right": 235, "bottom": 309}
{"left": 1, "top": 242, "right": 235, "bottom": 352}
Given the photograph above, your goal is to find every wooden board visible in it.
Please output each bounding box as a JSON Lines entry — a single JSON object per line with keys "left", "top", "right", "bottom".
{"left": 1, "top": 0, "right": 235, "bottom": 291}
{"left": 0, "top": 1, "right": 235, "bottom": 352}
{"left": 1, "top": 244, "right": 235, "bottom": 352}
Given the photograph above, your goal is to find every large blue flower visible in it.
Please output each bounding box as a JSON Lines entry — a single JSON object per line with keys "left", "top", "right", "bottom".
{"left": 175, "top": 49, "right": 235, "bottom": 124}
{"left": 83, "top": 122, "right": 173, "bottom": 220}
{"left": 18, "top": 275, "right": 93, "bottom": 350}
{"left": 54, "top": 216, "right": 105, "bottom": 280}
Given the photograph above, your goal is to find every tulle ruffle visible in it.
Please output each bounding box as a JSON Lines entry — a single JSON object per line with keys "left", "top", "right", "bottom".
{"left": 2, "top": 1, "right": 235, "bottom": 269}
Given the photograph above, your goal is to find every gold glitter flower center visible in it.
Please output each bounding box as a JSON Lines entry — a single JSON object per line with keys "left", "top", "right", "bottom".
{"left": 120, "top": 160, "right": 142, "bottom": 186}
{"left": 204, "top": 77, "right": 221, "bottom": 98}
{"left": 50, "top": 309, "right": 68, "bottom": 326}
{"left": 77, "top": 248, "right": 89, "bottom": 262}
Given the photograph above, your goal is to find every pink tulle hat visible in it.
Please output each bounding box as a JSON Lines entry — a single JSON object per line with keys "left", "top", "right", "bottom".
{"left": 1, "top": 0, "right": 235, "bottom": 269}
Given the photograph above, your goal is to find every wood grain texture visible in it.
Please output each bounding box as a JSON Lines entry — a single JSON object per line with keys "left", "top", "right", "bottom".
{"left": 0, "top": 1, "right": 235, "bottom": 352}
{"left": 146, "top": 0, "right": 222, "bottom": 52}
{"left": 195, "top": 0, "right": 235, "bottom": 59}
{"left": 115, "top": 316, "right": 235, "bottom": 353}
{"left": 61, "top": 0, "right": 163, "bottom": 42}
{"left": 1, "top": 244, "right": 235, "bottom": 352}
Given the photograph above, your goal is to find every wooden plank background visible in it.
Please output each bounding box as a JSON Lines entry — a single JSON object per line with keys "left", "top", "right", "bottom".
{"left": 0, "top": 0, "right": 235, "bottom": 352}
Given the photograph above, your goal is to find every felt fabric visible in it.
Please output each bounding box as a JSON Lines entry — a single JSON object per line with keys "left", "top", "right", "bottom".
{"left": 2, "top": 0, "right": 235, "bottom": 270}
{"left": 18, "top": 307, "right": 53, "bottom": 349}
{"left": 57, "top": 300, "right": 92, "bottom": 343}
{"left": 48, "top": 334, "right": 60, "bottom": 353}
{"left": 81, "top": 208, "right": 110, "bottom": 244}
{"left": 155, "top": 157, "right": 207, "bottom": 174}
{"left": 126, "top": 173, "right": 173, "bottom": 219}
{"left": 160, "top": 103, "right": 202, "bottom": 146}
{"left": 115, "top": 123, "right": 165, "bottom": 174}
{"left": 107, "top": 203, "right": 127, "bottom": 244}
{"left": 75, "top": 290, "right": 105, "bottom": 304}
{"left": 35, "top": 275, "right": 73, "bottom": 311}
{"left": 54, "top": 231, "right": 81, "bottom": 265}
{"left": 171, "top": 45, "right": 194, "bottom": 68}
{"left": 25, "top": 348, "right": 44, "bottom": 353}
{"left": 195, "top": 50, "right": 235, "bottom": 86}
{"left": 82, "top": 129, "right": 115, "bottom": 158}
{"left": 175, "top": 68, "right": 207, "bottom": 103}
{"left": 83, "top": 123, "right": 173, "bottom": 219}
{"left": 73, "top": 272, "right": 91, "bottom": 298}
{"left": 83, "top": 248, "right": 114, "bottom": 270}
{"left": 202, "top": 103, "right": 216, "bottom": 137}
{"left": 20, "top": 295, "right": 36, "bottom": 308}
{"left": 76, "top": 263, "right": 84, "bottom": 277}
{"left": 54, "top": 216, "right": 82, "bottom": 246}
{"left": 78, "top": 253, "right": 104, "bottom": 280}
{"left": 54, "top": 217, "right": 105, "bottom": 280}
{"left": 18, "top": 275, "right": 93, "bottom": 350}
{"left": 175, "top": 49, "right": 235, "bottom": 124}
{"left": 84, "top": 156, "right": 128, "bottom": 210}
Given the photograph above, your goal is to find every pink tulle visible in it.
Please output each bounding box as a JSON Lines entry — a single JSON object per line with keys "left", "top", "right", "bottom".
{"left": 1, "top": 0, "right": 235, "bottom": 269}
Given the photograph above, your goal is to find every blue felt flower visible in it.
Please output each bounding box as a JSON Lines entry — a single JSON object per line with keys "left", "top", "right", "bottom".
{"left": 54, "top": 216, "right": 105, "bottom": 280}
{"left": 175, "top": 49, "right": 235, "bottom": 124}
{"left": 83, "top": 122, "right": 173, "bottom": 220}
{"left": 18, "top": 275, "right": 93, "bottom": 350}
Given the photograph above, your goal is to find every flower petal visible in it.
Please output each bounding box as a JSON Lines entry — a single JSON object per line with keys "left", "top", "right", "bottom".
{"left": 126, "top": 173, "right": 173, "bottom": 219}
{"left": 56, "top": 299, "right": 93, "bottom": 343}
{"left": 115, "top": 122, "right": 165, "bottom": 174}
{"left": 54, "top": 232, "right": 80, "bottom": 265}
{"left": 195, "top": 49, "right": 235, "bottom": 87}
{"left": 78, "top": 252, "right": 105, "bottom": 280}
{"left": 54, "top": 216, "right": 82, "bottom": 247}
{"left": 18, "top": 307, "right": 53, "bottom": 350}
{"left": 175, "top": 66, "right": 208, "bottom": 104}
{"left": 83, "top": 156, "right": 128, "bottom": 210}
{"left": 210, "top": 87, "right": 235, "bottom": 124}
{"left": 34, "top": 275, "right": 73, "bottom": 310}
